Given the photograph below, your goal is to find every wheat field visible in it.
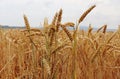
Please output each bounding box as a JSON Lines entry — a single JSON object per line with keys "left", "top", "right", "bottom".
{"left": 0, "top": 5, "right": 120, "bottom": 79}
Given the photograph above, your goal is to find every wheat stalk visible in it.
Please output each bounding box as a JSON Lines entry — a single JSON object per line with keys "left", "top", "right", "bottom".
{"left": 106, "top": 31, "right": 117, "bottom": 44}
{"left": 48, "top": 25, "right": 56, "bottom": 36}
{"left": 0, "top": 54, "right": 16, "bottom": 74}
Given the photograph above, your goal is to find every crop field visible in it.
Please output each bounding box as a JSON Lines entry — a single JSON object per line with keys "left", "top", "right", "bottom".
{"left": 0, "top": 5, "right": 120, "bottom": 79}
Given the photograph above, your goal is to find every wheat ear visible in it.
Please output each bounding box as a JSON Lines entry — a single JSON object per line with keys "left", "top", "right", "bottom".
{"left": 51, "top": 43, "right": 68, "bottom": 55}
{"left": 42, "top": 58, "right": 51, "bottom": 75}
{"left": 78, "top": 5, "right": 96, "bottom": 23}
{"left": 103, "top": 25, "right": 107, "bottom": 33}
{"left": 88, "top": 24, "right": 93, "bottom": 35}
{"left": 52, "top": 12, "right": 58, "bottom": 25}
{"left": 23, "top": 15, "right": 30, "bottom": 30}
{"left": 56, "top": 9, "right": 63, "bottom": 32}
{"left": 97, "top": 25, "right": 107, "bottom": 33}
{"left": 61, "top": 25, "right": 73, "bottom": 41}
{"left": 49, "top": 27, "right": 55, "bottom": 46}
{"left": 63, "top": 22, "right": 75, "bottom": 27}
{"left": 44, "top": 17, "right": 49, "bottom": 33}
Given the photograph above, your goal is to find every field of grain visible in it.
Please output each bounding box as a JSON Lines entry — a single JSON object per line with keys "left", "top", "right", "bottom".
{"left": 0, "top": 5, "right": 120, "bottom": 79}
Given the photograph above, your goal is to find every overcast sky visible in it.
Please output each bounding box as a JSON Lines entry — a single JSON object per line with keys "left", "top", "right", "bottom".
{"left": 0, "top": 0, "right": 120, "bottom": 29}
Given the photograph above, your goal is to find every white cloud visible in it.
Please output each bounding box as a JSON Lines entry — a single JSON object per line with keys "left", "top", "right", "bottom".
{"left": 0, "top": 0, "right": 119, "bottom": 29}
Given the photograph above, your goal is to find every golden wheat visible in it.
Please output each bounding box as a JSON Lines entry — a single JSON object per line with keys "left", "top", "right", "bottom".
{"left": 52, "top": 12, "right": 58, "bottom": 25}
{"left": 23, "top": 15, "right": 31, "bottom": 30}
{"left": 78, "top": 5, "right": 96, "bottom": 23}
{"left": 63, "top": 22, "right": 75, "bottom": 27}
{"left": 56, "top": 9, "right": 63, "bottom": 32}
{"left": 61, "top": 25, "right": 73, "bottom": 41}
{"left": 0, "top": 5, "right": 120, "bottom": 79}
